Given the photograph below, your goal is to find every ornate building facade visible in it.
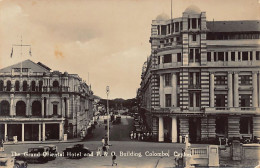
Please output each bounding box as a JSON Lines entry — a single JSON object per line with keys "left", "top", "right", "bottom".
{"left": 0, "top": 59, "right": 94, "bottom": 142}
{"left": 138, "top": 6, "right": 260, "bottom": 143}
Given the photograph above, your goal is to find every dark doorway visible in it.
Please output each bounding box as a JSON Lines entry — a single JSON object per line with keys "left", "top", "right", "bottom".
{"left": 0, "top": 100, "right": 10, "bottom": 116}
{"left": 24, "top": 124, "right": 39, "bottom": 141}
{"left": 0, "top": 124, "right": 4, "bottom": 140}
{"left": 189, "top": 118, "right": 201, "bottom": 143}
{"left": 46, "top": 124, "right": 59, "bottom": 140}
{"left": 7, "top": 124, "right": 22, "bottom": 141}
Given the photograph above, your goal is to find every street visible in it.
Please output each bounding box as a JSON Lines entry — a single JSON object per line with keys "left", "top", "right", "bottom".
{"left": 2, "top": 116, "right": 258, "bottom": 168}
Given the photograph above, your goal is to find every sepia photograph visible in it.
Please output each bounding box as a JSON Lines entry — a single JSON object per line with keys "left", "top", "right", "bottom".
{"left": 0, "top": 0, "right": 260, "bottom": 167}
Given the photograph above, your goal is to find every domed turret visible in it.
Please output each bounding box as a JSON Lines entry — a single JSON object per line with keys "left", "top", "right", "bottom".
{"left": 155, "top": 13, "right": 170, "bottom": 21}
{"left": 184, "top": 5, "right": 201, "bottom": 14}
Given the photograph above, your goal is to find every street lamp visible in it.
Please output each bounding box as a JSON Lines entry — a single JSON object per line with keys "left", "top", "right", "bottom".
{"left": 106, "top": 86, "right": 110, "bottom": 145}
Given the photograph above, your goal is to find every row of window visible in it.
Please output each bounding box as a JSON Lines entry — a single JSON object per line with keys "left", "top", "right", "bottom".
{"left": 163, "top": 93, "right": 251, "bottom": 108}
{"left": 207, "top": 32, "right": 260, "bottom": 40}
{"left": 158, "top": 51, "right": 260, "bottom": 64}
{"left": 207, "top": 51, "right": 260, "bottom": 62}
{"left": 0, "top": 80, "right": 60, "bottom": 92}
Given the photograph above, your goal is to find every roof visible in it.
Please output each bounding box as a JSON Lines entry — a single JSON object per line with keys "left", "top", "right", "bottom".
{"left": 0, "top": 59, "right": 50, "bottom": 73}
{"left": 184, "top": 5, "right": 201, "bottom": 14}
{"left": 207, "top": 20, "right": 260, "bottom": 32}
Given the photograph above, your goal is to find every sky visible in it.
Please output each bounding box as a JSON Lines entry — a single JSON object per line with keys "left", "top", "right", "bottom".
{"left": 0, "top": 0, "right": 259, "bottom": 99}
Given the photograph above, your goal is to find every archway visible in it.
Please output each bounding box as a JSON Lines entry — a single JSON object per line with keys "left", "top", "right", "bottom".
{"left": 23, "top": 81, "right": 28, "bottom": 91}
{"left": 16, "top": 101, "right": 26, "bottom": 116}
{"left": 0, "top": 100, "right": 10, "bottom": 116}
{"left": 31, "top": 81, "right": 36, "bottom": 91}
{"left": 15, "top": 81, "right": 20, "bottom": 91}
{"left": 32, "top": 101, "right": 41, "bottom": 116}
{"left": 0, "top": 80, "right": 3, "bottom": 91}
{"left": 6, "top": 81, "right": 11, "bottom": 91}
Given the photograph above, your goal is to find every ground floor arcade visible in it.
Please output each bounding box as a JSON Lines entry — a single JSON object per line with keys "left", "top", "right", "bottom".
{"left": 148, "top": 114, "right": 260, "bottom": 143}
{"left": 0, "top": 120, "right": 65, "bottom": 142}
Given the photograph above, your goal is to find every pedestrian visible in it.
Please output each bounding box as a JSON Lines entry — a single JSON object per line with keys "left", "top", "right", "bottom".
{"left": 0, "top": 139, "right": 4, "bottom": 152}
{"left": 133, "top": 132, "right": 136, "bottom": 139}
{"left": 138, "top": 133, "right": 141, "bottom": 140}
{"left": 111, "top": 152, "right": 117, "bottom": 166}
{"left": 130, "top": 132, "right": 133, "bottom": 140}
{"left": 102, "top": 137, "right": 105, "bottom": 146}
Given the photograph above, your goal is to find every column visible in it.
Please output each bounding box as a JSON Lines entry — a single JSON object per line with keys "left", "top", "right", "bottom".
{"left": 171, "top": 116, "right": 177, "bottom": 143}
{"left": 26, "top": 95, "right": 30, "bottom": 116}
{"left": 172, "top": 73, "right": 177, "bottom": 107}
{"left": 190, "top": 19, "right": 192, "bottom": 30}
{"left": 41, "top": 97, "right": 44, "bottom": 117}
{"left": 66, "top": 98, "right": 70, "bottom": 118}
{"left": 10, "top": 94, "right": 14, "bottom": 116}
{"left": 159, "top": 25, "right": 161, "bottom": 35}
{"left": 46, "top": 98, "right": 49, "bottom": 116}
{"left": 258, "top": 73, "right": 260, "bottom": 107}
{"left": 170, "top": 24, "right": 172, "bottom": 34}
{"left": 193, "top": 72, "right": 196, "bottom": 85}
{"left": 234, "top": 72, "right": 239, "bottom": 107}
{"left": 42, "top": 123, "right": 45, "bottom": 141}
{"left": 196, "top": 18, "right": 198, "bottom": 29}
{"left": 22, "top": 123, "right": 24, "bottom": 142}
{"left": 59, "top": 122, "right": 64, "bottom": 141}
{"left": 210, "top": 72, "right": 215, "bottom": 107}
{"left": 158, "top": 116, "right": 164, "bottom": 142}
{"left": 252, "top": 72, "right": 258, "bottom": 107}
{"left": 160, "top": 75, "right": 164, "bottom": 107}
{"left": 228, "top": 72, "right": 233, "bottom": 107}
{"left": 193, "top": 93, "right": 196, "bottom": 108}
{"left": 4, "top": 123, "right": 7, "bottom": 140}
{"left": 38, "top": 124, "right": 41, "bottom": 141}
{"left": 61, "top": 97, "right": 65, "bottom": 117}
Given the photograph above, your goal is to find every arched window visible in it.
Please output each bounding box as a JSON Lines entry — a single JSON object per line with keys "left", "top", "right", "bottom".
{"left": 53, "top": 81, "right": 59, "bottom": 92}
{"left": 16, "top": 101, "right": 26, "bottom": 116}
{"left": 39, "top": 80, "right": 43, "bottom": 92}
{"left": 0, "top": 100, "right": 10, "bottom": 116}
{"left": 23, "top": 81, "right": 28, "bottom": 91}
{"left": 15, "top": 81, "right": 20, "bottom": 91}
{"left": 0, "top": 80, "right": 3, "bottom": 91}
{"left": 31, "top": 81, "right": 36, "bottom": 91}
{"left": 32, "top": 101, "right": 41, "bottom": 116}
{"left": 6, "top": 81, "right": 11, "bottom": 91}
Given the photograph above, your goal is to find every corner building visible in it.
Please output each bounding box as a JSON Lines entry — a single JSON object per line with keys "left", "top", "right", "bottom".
{"left": 0, "top": 60, "right": 94, "bottom": 142}
{"left": 139, "top": 6, "right": 260, "bottom": 143}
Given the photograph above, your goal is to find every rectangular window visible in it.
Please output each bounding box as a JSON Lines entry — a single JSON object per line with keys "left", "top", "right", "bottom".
{"left": 53, "top": 104, "right": 58, "bottom": 115}
{"left": 171, "top": 23, "right": 174, "bottom": 33}
{"left": 225, "top": 52, "right": 228, "bottom": 61}
{"left": 195, "top": 49, "right": 200, "bottom": 62}
{"left": 198, "top": 18, "right": 201, "bottom": 29}
{"left": 215, "top": 94, "right": 226, "bottom": 107}
{"left": 218, "top": 52, "right": 224, "bottom": 61}
{"left": 207, "top": 52, "right": 211, "bottom": 62}
{"left": 240, "top": 117, "right": 252, "bottom": 134}
{"left": 177, "top": 53, "right": 181, "bottom": 62}
{"left": 192, "top": 18, "right": 196, "bottom": 29}
{"left": 158, "top": 56, "right": 160, "bottom": 64}
{"left": 242, "top": 52, "right": 248, "bottom": 61}
{"left": 216, "top": 76, "right": 226, "bottom": 85}
{"left": 250, "top": 52, "right": 253, "bottom": 61}
{"left": 192, "top": 34, "right": 196, "bottom": 41}
{"left": 176, "top": 72, "right": 180, "bottom": 85}
{"left": 165, "top": 73, "right": 171, "bottom": 86}
{"left": 196, "top": 92, "right": 200, "bottom": 107}
{"left": 175, "top": 22, "right": 179, "bottom": 32}
{"left": 180, "top": 22, "right": 183, "bottom": 30}
{"left": 189, "top": 49, "right": 194, "bottom": 62}
{"left": 165, "top": 94, "right": 172, "bottom": 107}
{"left": 231, "top": 52, "right": 235, "bottom": 61}
{"left": 168, "top": 24, "right": 171, "bottom": 34}
{"left": 177, "top": 94, "right": 180, "bottom": 107}
{"left": 189, "top": 93, "right": 193, "bottom": 107}
{"left": 188, "top": 19, "right": 190, "bottom": 29}
{"left": 238, "top": 52, "right": 241, "bottom": 61}
{"left": 240, "top": 94, "right": 250, "bottom": 107}
{"left": 240, "top": 75, "right": 251, "bottom": 85}
{"left": 196, "top": 72, "right": 200, "bottom": 85}
{"left": 163, "top": 54, "right": 172, "bottom": 63}
{"left": 256, "top": 51, "right": 260, "bottom": 60}
{"left": 161, "top": 25, "right": 166, "bottom": 35}
{"left": 214, "top": 52, "right": 217, "bottom": 61}
{"left": 189, "top": 72, "right": 194, "bottom": 85}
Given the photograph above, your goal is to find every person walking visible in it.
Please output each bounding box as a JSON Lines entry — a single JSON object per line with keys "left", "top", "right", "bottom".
{"left": 111, "top": 152, "right": 117, "bottom": 166}
{"left": 0, "top": 139, "right": 4, "bottom": 152}
{"left": 102, "top": 137, "right": 105, "bottom": 146}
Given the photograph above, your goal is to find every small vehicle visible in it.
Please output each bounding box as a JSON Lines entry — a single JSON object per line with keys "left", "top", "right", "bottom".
{"left": 15, "top": 147, "right": 49, "bottom": 163}
{"left": 63, "top": 144, "right": 91, "bottom": 159}
{"left": 0, "top": 154, "right": 27, "bottom": 168}
{"left": 40, "top": 145, "right": 58, "bottom": 160}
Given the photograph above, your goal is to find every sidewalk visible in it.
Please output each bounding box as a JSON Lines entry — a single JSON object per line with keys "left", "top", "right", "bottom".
{"left": 4, "top": 138, "right": 82, "bottom": 145}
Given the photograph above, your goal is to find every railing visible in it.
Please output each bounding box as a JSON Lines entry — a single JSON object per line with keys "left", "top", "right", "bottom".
{"left": 152, "top": 107, "right": 181, "bottom": 113}
{"left": 191, "top": 148, "right": 208, "bottom": 159}
{"left": 205, "top": 107, "right": 259, "bottom": 114}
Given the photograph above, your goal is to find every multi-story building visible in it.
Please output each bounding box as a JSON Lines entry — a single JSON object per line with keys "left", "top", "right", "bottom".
{"left": 0, "top": 59, "right": 94, "bottom": 142}
{"left": 138, "top": 5, "right": 260, "bottom": 143}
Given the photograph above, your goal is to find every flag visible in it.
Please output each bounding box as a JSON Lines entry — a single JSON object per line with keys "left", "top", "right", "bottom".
{"left": 10, "top": 47, "right": 13, "bottom": 58}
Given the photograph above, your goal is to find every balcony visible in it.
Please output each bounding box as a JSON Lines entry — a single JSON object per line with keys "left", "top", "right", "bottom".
{"left": 188, "top": 84, "right": 201, "bottom": 90}
{"left": 0, "top": 115, "right": 65, "bottom": 122}
{"left": 204, "top": 107, "right": 259, "bottom": 114}
{"left": 152, "top": 107, "right": 181, "bottom": 114}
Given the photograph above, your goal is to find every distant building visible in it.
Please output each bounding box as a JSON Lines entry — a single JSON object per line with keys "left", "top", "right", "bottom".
{"left": 0, "top": 59, "right": 94, "bottom": 142}
{"left": 138, "top": 6, "right": 260, "bottom": 143}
